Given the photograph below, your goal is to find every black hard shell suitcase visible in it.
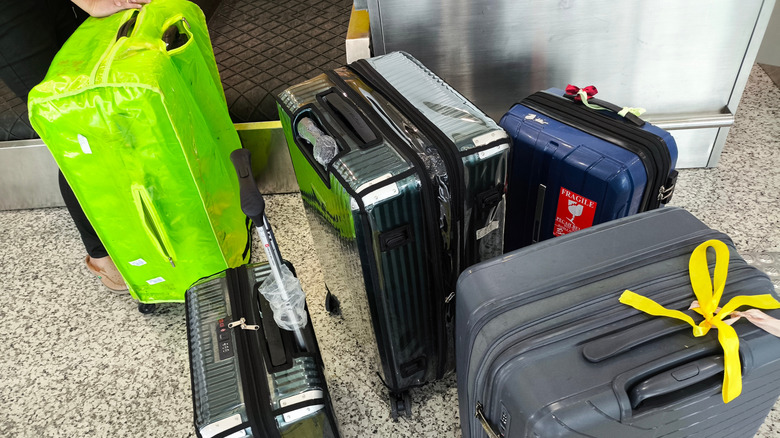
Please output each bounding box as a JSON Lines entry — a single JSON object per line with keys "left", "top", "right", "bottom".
{"left": 277, "top": 51, "right": 510, "bottom": 416}
{"left": 456, "top": 207, "right": 780, "bottom": 438}
{"left": 185, "top": 262, "right": 341, "bottom": 438}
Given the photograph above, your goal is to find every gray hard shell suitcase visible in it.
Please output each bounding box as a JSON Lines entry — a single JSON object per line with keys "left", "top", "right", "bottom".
{"left": 185, "top": 262, "right": 341, "bottom": 438}
{"left": 456, "top": 207, "right": 780, "bottom": 438}
{"left": 277, "top": 51, "right": 510, "bottom": 417}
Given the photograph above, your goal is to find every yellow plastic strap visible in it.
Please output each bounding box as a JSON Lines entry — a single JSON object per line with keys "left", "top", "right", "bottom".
{"left": 620, "top": 239, "right": 780, "bottom": 403}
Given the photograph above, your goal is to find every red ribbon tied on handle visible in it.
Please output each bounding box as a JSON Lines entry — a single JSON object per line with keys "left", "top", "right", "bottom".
{"left": 565, "top": 84, "right": 598, "bottom": 102}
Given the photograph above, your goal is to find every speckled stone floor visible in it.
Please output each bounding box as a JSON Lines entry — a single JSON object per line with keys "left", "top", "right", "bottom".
{"left": 0, "top": 64, "right": 778, "bottom": 437}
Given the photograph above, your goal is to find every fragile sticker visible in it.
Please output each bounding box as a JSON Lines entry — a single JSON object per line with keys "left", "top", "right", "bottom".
{"left": 553, "top": 187, "right": 597, "bottom": 237}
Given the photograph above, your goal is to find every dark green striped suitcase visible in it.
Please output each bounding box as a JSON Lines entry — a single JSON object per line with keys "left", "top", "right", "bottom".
{"left": 277, "top": 51, "right": 510, "bottom": 418}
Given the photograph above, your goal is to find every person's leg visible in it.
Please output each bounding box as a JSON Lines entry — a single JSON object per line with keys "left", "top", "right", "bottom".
{"left": 58, "top": 171, "right": 107, "bottom": 258}
{"left": 59, "top": 171, "right": 127, "bottom": 291}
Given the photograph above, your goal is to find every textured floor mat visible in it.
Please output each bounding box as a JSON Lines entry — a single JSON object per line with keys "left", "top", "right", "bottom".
{"left": 209, "top": 0, "right": 352, "bottom": 122}
{"left": 0, "top": 83, "right": 37, "bottom": 141}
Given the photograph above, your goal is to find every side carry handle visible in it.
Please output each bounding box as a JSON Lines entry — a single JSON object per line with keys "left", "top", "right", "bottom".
{"left": 161, "top": 18, "right": 191, "bottom": 52}
{"left": 583, "top": 310, "right": 697, "bottom": 362}
{"left": 322, "top": 92, "right": 378, "bottom": 146}
{"left": 628, "top": 355, "right": 724, "bottom": 409}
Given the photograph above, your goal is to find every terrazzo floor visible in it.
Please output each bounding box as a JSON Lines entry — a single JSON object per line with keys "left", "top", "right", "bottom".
{"left": 0, "top": 64, "right": 779, "bottom": 437}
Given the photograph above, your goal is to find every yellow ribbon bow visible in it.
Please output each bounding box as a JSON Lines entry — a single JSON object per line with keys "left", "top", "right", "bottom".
{"left": 619, "top": 239, "right": 780, "bottom": 403}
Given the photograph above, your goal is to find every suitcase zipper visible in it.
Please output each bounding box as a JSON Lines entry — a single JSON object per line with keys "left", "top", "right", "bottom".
{"left": 226, "top": 267, "right": 281, "bottom": 438}
{"left": 520, "top": 91, "right": 672, "bottom": 212}
{"left": 325, "top": 70, "right": 450, "bottom": 387}
{"left": 473, "top": 262, "right": 758, "bottom": 435}
{"left": 350, "top": 59, "right": 465, "bottom": 275}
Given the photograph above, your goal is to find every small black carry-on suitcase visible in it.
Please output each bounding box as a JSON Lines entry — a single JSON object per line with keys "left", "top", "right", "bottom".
{"left": 457, "top": 207, "right": 780, "bottom": 438}
{"left": 500, "top": 87, "right": 678, "bottom": 253}
{"left": 277, "top": 51, "right": 511, "bottom": 417}
{"left": 185, "top": 150, "right": 340, "bottom": 437}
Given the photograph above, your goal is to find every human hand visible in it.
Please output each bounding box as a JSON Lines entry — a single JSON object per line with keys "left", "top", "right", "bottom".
{"left": 71, "top": 0, "right": 151, "bottom": 18}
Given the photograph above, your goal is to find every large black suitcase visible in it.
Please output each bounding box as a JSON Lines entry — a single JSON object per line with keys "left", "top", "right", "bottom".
{"left": 456, "top": 207, "right": 780, "bottom": 437}
{"left": 185, "top": 262, "right": 341, "bottom": 438}
{"left": 277, "top": 51, "right": 511, "bottom": 417}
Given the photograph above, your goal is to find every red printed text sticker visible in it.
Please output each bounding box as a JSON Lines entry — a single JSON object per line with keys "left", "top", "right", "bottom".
{"left": 553, "top": 187, "right": 597, "bottom": 237}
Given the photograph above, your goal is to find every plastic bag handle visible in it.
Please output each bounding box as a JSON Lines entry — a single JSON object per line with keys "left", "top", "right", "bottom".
{"left": 161, "top": 18, "right": 191, "bottom": 52}
{"left": 115, "top": 14, "right": 138, "bottom": 40}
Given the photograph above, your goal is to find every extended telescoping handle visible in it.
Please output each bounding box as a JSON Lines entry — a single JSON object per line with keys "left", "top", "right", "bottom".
{"left": 229, "top": 149, "right": 308, "bottom": 351}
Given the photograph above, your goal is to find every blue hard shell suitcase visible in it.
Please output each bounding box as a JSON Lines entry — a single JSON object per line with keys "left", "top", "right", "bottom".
{"left": 500, "top": 88, "right": 678, "bottom": 252}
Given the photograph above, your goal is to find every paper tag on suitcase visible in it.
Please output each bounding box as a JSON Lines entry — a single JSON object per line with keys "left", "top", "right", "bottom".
{"left": 476, "top": 220, "right": 500, "bottom": 240}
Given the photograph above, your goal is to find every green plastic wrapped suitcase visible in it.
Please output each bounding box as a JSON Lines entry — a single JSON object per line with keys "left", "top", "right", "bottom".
{"left": 28, "top": 0, "right": 250, "bottom": 308}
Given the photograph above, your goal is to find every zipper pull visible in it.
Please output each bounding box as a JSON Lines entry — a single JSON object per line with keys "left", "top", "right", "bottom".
{"left": 445, "top": 291, "right": 455, "bottom": 303}
{"left": 168, "top": 257, "right": 175, "bottom": 268}
{"left": 227, "top": 317, "right": 260, "bottom": 331}
{"left": 475, "top": 402, "right": 501, "bottom": 438}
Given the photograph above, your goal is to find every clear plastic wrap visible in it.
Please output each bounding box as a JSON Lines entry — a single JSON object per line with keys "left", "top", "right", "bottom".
{"left": 257, "top": 264, "right": 308, "bottom": 330}
{"left": 297, "top": 117, "right": 338, "bottom": 166}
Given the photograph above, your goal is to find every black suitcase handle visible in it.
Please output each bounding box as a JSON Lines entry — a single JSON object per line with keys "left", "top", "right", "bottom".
{"left": 230, "top": 148, "right": 266, "bottom": 225}
{"left": 628, "top": 355, "right": 724, "bottom": 409}
{"left": 583, "top": 310, "right": 697, "bottom": 362}
{"left": 322, "top": 92, "right": 379, "bottom": 146}
{"left": 563, "top": 92, "right": 646, "bottom": 127}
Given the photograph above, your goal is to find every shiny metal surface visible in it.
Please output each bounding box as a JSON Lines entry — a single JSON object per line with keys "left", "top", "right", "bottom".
{"left": 0, "top": 124, "right": 298, "bottom": 211}
{"left": 368, "top": 0, "right": 776, "bottom": 167}
{"left": 236, "top": 122, "right": 300, "bottom": 195}
{"left": 0, "top": 140, "right": 64, "bottom": 210}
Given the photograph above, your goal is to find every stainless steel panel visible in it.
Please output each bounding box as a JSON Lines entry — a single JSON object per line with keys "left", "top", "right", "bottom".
{"left": 235, "top": 122, "right": 300, "bottom": 194}
{"left": 0, "top": 124, "right": 299, "bottom": 211}
{"left": 368, "top": 0, "right": 775, "bottom": 167}
{"left": 0, "top": 140, "right": 64, "bottom": 210}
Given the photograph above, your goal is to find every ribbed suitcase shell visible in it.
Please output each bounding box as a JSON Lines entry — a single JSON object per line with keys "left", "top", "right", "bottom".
{"left": 457, "top": 208, "right": 780, "bottom": 438}
{"left": 185, "top": 263, "right": 340, "bottom": 438}
{"left": 500, "top": 88, "right": 678, "bottom": 252}
{"left": 277, "top": 52, "right": 510, "bottom": 399}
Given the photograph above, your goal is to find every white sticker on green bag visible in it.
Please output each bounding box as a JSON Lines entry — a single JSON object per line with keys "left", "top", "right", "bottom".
{"left": 146, "top": 277, "right": 165, "bottom": 285}
{"left": 77, "top": 134, "right": 92, "bottom": 154}
{"left": 129, "top": 258, "right": 147, "bottom": 267}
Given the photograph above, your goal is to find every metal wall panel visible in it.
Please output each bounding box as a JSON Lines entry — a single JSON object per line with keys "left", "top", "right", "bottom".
{"left": 368, "top": 0, "right": 776, "bottom": 167}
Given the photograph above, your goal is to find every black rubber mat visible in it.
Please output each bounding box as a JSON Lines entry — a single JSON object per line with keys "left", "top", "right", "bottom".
{"left": 208, "top": 0, "right": 352, "bottom": 122}
{"left": 0, "top": 85, "right": 36, "bottom": 141}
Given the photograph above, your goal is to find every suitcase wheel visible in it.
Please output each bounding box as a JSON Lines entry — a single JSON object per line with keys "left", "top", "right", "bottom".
{"left": 138, "top": 303, "right": 156, "bottom": 314}
{"left": 390, "top": 391, "right": 412, "bottom": 421}
{"left": 325, "top": 288, "right": 341, "bottom": 316}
